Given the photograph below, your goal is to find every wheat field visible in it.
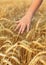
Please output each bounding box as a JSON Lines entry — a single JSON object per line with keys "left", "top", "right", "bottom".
{"left": 0, "top": 0, "right": 46, "bottom": 65}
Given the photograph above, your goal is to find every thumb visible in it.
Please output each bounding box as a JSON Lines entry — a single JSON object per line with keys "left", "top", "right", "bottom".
{"left": 15, "top": 21, "right": 20, "bottom": 24}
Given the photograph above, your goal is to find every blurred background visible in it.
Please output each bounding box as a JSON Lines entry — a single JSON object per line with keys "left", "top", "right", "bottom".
{"left": 0, "top": 0, "right": 46, "bottom": 20}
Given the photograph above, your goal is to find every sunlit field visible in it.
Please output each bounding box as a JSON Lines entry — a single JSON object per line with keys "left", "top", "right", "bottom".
{"left": 0, "top": 0, "right": 46, "bottom": 65}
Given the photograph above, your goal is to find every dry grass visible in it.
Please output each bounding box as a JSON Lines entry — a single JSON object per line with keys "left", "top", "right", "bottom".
{"left": 0, "top": 0, "right": 46, "bottom": 65}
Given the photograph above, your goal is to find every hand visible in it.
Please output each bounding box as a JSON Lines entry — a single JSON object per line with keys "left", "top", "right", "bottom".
{"left": 15, "top": 15, "right": 32, "bottom": 34}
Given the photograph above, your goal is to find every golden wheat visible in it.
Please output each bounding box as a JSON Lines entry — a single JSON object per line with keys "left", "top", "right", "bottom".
{"left": 0, "top": 0, "right": 46, "bottom": 65}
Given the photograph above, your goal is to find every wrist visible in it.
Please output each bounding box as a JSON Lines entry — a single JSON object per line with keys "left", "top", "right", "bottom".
{"left": 23, "top": 14, "right": 32, "bottom": 24}
{"left": 25, "top": 10, "right": 33, "bottom": 19}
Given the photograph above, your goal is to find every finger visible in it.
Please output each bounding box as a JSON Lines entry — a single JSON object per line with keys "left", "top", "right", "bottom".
{"left": 21, "top": 26, "right": 26, "bottom": 34}
{"left": 14, "top": 24, "right": 20, "bottom": 31}
{"left": 27, "top": 24, "right": 30, "bottom": 32}
{"left": 18, "top": 26, "right": 22, "bottom": 34}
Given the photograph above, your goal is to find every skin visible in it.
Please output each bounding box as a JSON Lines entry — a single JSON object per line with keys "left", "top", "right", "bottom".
{"left": 15, "top": 0, "right": 43, "bottom": 34}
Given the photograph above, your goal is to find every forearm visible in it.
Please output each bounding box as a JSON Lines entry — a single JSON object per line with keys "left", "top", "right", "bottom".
{"left": 25, "top": 0, "right": 43, "bottom": 18}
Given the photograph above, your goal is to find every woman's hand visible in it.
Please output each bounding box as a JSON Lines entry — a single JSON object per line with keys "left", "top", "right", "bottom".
{"left": 15, "top": 0, "right": 43, "bottom": 34}
{"left": 15, "top": 15, "right": 32, "bottom": 34}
